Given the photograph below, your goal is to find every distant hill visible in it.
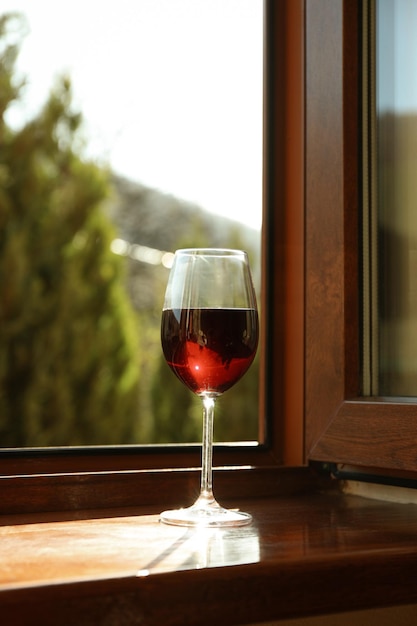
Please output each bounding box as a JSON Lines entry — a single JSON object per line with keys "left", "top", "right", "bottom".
{"left": 107, "top": 174, "right": 260, "bottom": 258}
{"left": 104, "top": 174, "right": 261, "bottom": 312}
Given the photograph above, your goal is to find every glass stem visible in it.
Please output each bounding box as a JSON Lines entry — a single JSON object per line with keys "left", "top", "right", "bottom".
{"left": 200, "top": 394, "right": 216, "bottom": 501}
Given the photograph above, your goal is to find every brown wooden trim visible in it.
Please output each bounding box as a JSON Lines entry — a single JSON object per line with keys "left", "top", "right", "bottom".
{"left": 3, "top": 548, "right": 417, "bottom": 626}
{"left": 0, "top": 465, "right": 320, "bottom": 517}
{"left": 280, "top": 0, "right": 306, "bottom": 465}
{"left": 310, "top": 399, "right": 417, "bottom": 472}
{"left": 264, "top": 0, "right": 305, "bottom": 465}
{"left": 304, "top": 0, "right": 362, "bottom": 459}
{"left": 0, "top": 445, "right": 280, "bottom": 476}
{"left": 305, "top": 0, "right": 348, "bottom": 456}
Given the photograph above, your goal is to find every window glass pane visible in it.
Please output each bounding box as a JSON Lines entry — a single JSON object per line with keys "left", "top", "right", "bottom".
{"left": 0, "top": 1, "right": 263, "bottom": 446}
{"left": 376, "top": 0, "right": 417, "bottom": 395}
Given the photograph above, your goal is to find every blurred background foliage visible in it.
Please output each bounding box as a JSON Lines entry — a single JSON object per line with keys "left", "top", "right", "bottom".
{"left": 0, "top": 13, "right": 260, "bottom": 447}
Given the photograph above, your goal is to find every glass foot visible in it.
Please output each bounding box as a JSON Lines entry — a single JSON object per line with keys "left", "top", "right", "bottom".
{"left": 160, "top": 497, "right": 252, "bottom": 527}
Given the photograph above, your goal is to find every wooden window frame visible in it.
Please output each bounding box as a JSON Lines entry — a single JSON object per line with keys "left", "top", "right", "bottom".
{"left": 305, "top": 0, "right": 417, "bottom": 477}
{"left": 4, "top": 0, "right": 410, "bottom": 515}
{"left": 0, "top": 0, "right": 306, "bottom": 511}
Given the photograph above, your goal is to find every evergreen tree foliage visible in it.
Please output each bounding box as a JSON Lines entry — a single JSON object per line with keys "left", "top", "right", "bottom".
{"left": 0, "top": 14, "right": 139, "bottom": 446}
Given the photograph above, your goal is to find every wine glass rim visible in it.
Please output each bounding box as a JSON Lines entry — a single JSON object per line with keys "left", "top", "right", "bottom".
{"left": 175, "top": 248, "right": 247, "bottom": 257}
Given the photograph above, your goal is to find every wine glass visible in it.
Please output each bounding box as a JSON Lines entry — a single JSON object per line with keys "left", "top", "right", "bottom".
{"left": 159, "top": 248, "right": 259, "bottom": 527}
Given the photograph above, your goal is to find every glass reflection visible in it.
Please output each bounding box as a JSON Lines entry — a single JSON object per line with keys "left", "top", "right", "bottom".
{"left": 137, "top": 524, "right": 260, "bottom": 575}
{"left": 377, "top": 0, "right": 417, "bottom": 395}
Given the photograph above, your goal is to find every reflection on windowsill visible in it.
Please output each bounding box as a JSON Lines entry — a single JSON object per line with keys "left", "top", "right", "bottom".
{"left": 137, "top": 522, "right": 261, "bottom": 576}
{"left": 0, "top": 513, "right": 261, "bottom": 587}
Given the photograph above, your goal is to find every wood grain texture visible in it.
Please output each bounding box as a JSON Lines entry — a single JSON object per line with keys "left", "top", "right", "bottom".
{"left": 304, "top": 0, "right": 417, "bottom": 473}
{"left": 0, "top": 466, "right": 320, "bottom": 516}
{"left": 305, "top": 0, "right": 346, "bottom": 456}
{"left": 310, "top": 400, "right": 417, "bottom": 471}
{"left": 2, "top": 491, "right": 417, "bottom": 625}
{"left": 262, "top": 0, "right": 305, "bottom": 465}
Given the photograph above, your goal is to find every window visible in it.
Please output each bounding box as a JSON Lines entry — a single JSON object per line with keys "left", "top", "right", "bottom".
{"left": 306, "top": 0, "right": 417, "bottom": 478}
{"left": 16, "top": 0, "right": 417, "bottom": 495}
{"left": 0, "top": 0, "right": 306, "bottom": 483}
{"left": 374, "top": 0, "right": 417, "bottom": 397}
{"left": 6, "top": 0, "right": 414, "bottom": 495}
{"left": 1, "top": 1, "right": 263, "bottom": 449}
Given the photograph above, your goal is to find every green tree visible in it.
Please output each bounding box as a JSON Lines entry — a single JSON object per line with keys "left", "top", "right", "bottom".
{"left": 0, "top": 14, "right": 139, "bottom": 446}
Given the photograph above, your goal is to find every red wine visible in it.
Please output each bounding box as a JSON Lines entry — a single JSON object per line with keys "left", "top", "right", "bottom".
{"left": 161, "top": 308, "right": 258, "bottom": 395}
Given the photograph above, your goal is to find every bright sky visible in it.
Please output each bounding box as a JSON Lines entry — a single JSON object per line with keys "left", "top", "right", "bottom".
{"left": 377, "top": 0, "right": 417, "bottom": 114}
{"left": 3, "top": 0, "right": 263, "bottom": 230}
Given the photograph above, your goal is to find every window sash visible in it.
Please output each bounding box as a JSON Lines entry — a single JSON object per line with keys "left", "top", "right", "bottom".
{"left": 305, "top": 0, "right": 417, "bottom": 476}
{"left": 0, "top": 0, "right": 305, "bottom": 484}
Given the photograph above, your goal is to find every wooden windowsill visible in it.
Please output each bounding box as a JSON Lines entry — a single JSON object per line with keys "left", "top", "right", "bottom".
{"left": 2, "top": 475, "right": 417, "bottom": 625}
